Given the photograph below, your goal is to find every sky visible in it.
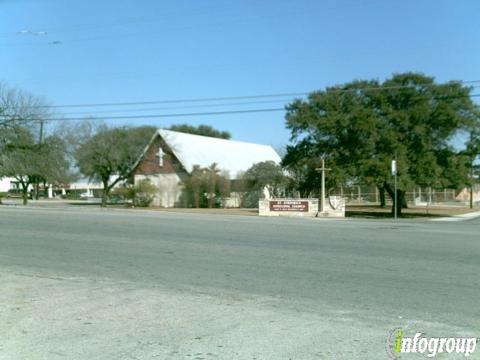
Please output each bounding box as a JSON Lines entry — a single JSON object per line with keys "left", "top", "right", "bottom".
{"left": 1, "top": 0, "right": 479, "bottom": 149}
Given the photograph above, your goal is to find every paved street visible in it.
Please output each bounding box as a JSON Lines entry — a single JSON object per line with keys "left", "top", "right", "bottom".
{"left": 0, "top": 206, "right": 479, "bottom": 359}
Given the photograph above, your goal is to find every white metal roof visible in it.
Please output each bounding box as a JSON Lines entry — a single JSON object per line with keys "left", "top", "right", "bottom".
{"left": 158, "top": 129, "right": 281, "bottom": 179}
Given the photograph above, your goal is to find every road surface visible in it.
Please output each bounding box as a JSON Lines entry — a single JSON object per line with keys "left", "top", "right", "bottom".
{"left": 0, "top": 206, "right": 479, "bottom": 359}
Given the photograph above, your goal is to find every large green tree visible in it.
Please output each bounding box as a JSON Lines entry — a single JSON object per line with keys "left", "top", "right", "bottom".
{"left": 283, "top": 73, "right": 478, "bottom": 216}
{"left": 236, "top": 161, "right": 288, "bottom": 207}
{"left": 75, "top": 125, "right": 155, "bottom": 207}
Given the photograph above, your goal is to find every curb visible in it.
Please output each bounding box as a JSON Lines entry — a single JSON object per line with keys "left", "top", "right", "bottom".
{"left": 430, "top": 210, "right": 480, "bottom": 222}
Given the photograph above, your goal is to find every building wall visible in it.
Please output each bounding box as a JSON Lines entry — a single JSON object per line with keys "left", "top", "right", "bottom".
{"left": 0, "top": 177, "right": 15, "bottom": 192}
{"left": 455, "top": 185, "right": 480, "bottom": 203}
{"left": 134, "top": 136, "right": 181, "bottom": 175}
{"left": 134, "top": 173, "right": 183, "bottom": 207}
{"left": 134, "top": 136, "right": 188, "bottom": 207}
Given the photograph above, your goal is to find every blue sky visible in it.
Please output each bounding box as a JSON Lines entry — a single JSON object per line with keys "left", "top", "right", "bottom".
{"left": 1, "top": 0, "right": 479, "bottom": 149}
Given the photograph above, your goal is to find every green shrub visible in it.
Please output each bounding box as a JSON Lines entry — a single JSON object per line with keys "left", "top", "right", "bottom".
{"left": 132, "top": 179, "right": 158, "bottom": 207}
{"left": 111, "top": 180, "right": 158, "bottom": 207}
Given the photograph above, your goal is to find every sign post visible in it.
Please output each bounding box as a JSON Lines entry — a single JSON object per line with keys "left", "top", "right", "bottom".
{"left": 391, "top": 159, "right": 397, "bottom": 220}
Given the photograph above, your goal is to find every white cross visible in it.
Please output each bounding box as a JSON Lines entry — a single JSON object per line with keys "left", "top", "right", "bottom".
{"left": 156, "top": 147, "right": 165, "bottom": 167}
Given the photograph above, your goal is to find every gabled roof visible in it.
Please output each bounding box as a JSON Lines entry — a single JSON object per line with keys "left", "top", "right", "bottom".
{"left": 144, "top": 129, "right": 281, "bottom": 179}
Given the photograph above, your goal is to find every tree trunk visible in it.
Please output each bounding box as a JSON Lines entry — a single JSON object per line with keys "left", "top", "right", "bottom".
{"left": 22, "top": 186, "right": 29, "bottom": 205}
{"left": 193, "top": 191, "right": 200, "bottom": 208}
{"left": 101, "top": 181, "right": 109, "bottom": 207}
{"left": 470, "top": 164, "right": 474, "bottom": 209}
{"left": 378, "top": 185, "right": 386, "bottom": 208}
{"left": 470, "top": 186, "right": 473, "bottom": 209}
{"left": 208, "top": 188, "right": 215, "bottom": 208}
{"left": 384, "top": 182, "right": 407, "bottom": 217}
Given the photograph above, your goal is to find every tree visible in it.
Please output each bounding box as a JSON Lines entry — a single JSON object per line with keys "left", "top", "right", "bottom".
{"left": 112, "top": 179, "right": 158, "bottom": 207}
{"left": 0, "top": 82, "right": 49, "bottom": 131}
{"left": 243, "top": 161, "right": 287, "bottom": 197}
{"left": 0, "top": 84, "right": 48, "bottom": 148}
{"left": 75, "top": 125, "right": 155, "bottom": 207}
{"left": 284, "top": 73, "right": 478, "bottom": 216}
{"left": 239, "top": 161, "right": 288, "bottom": 207}
{"left": 464, "top": 121, "right": 480, "bottom": 208}
{"left": 168, "top": 124, "right": 231, "bottom": 139}
{"left": 0, "top": 127, "right": 71, "bottom": 205}
{"left": 217, "top": 170, "right": 231, "bottom": 205}
{"left": 1, "top": 83, "right": 53, "bottom": 200}
{"left": 182, "top": 163, "right": 231, "bottom": 208}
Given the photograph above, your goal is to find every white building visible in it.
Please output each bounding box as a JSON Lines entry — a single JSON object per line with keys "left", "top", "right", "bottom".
{"left": 132, "top": 129, "right": 281, "bottom": 207}
{"left": 0, "top": 177, "right": 16, "bottom": 193}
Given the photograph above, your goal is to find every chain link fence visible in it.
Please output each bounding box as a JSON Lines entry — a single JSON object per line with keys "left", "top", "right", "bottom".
{"left": 330, "top": 184, "right": 480, "bottom": 207}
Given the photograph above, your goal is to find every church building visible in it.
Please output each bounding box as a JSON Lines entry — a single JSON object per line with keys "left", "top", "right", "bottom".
{"left": 132, "top": 129, "right": 281, "bottom": 207}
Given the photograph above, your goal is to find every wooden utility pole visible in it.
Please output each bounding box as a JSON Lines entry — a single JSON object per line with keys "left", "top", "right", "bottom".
{"left": 39, "top": 120, "right": 44, "bottom": 144}
{"left": 315, "top": 158, "right": 330, "bottom": 214}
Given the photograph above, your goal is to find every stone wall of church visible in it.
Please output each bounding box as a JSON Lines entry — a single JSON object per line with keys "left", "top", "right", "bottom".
{"left": 134, "top": 173, "right": 183, "bottom": 207}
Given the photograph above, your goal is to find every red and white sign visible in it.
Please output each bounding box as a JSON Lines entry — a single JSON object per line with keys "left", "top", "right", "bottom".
{"left": 269, "top": 200, "right": 309, "bottom": 212}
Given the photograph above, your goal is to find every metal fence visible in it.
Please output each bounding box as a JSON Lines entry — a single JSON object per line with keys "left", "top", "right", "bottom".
{"left": 330, "top": 185, "right": 480, "bottom": 206}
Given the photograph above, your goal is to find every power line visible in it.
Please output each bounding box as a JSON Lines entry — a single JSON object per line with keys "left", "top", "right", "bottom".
{"left": 58, "top": 99, "right": 290, "bottom": 116}
{"left": 3, "top": 80, "right": 479, "bottom": 111}
{"left": 2, "top": 93, "right": 478, "bottom": 123}
{"left": 23, "top": 107, "right": 286, "bottom": 122}
{"left": 55, "top": 88, "right": 480, "bottom": 117}
{"left": 4, "top": 92, "right": 309, "bottom": 110}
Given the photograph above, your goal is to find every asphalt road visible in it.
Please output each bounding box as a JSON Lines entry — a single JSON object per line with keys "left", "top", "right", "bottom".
{"left": 0, "top": 206, "right": 479, "bottom": 359}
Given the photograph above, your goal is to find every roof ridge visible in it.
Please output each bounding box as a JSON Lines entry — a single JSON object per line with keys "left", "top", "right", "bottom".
{"left": 158, "top": 128, "right": 273, "bottom": 147}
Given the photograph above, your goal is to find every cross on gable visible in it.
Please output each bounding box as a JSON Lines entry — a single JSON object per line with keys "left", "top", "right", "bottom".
{"left": 156, "top": 147, "right": 165, "bottom": 167}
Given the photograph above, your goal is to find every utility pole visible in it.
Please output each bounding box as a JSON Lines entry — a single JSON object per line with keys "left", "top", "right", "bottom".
{"left": 315, "top": 158, "right": 330, "bottom": 214}
{"left": 39, "top": 120, "right": 44, "bottom": 144}
{"left": 470, "top": 158, "right": 474, "bottom": 209}
{"left": 35, "top": 120, "right": 44, "bottom": 200}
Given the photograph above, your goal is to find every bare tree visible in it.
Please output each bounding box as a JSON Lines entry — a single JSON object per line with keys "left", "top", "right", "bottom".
{"left": 75, "top": 125, "right": 156, "bottom": 207}
{"left": 0, "top": 82, "right": 53, "bottom": 199}
{"left": 0, "top": 82, "right": 49, "bottom": 131}
{"left": 0, "top": 127, "right": 71, "bottom": 204}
